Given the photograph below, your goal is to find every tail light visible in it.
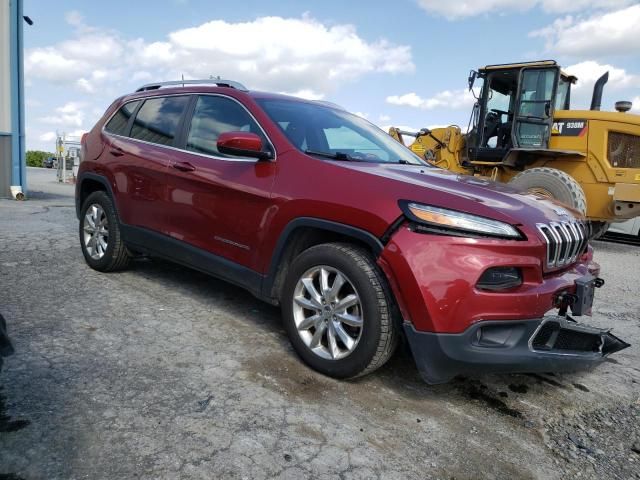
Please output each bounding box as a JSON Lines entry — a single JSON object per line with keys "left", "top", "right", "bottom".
{"left": 80, "top": 133, "right": 88, "bottom": 162}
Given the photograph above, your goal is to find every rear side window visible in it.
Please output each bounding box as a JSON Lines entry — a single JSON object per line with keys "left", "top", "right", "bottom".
{"left": 130, "top": 96, "right": 190, "bottom": 146}
{"left": 104, "top": 100, "right": 141, "bottom": 136}
{"left": 186, "top": 95, "right": 268, "bottom": 157}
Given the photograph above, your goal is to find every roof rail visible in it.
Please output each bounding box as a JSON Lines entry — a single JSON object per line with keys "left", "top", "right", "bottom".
{"left": 135, "top": 79, "right": 248, "bottom": 93}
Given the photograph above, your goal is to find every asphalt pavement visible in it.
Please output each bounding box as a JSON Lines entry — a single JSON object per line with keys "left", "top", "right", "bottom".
{"left": 0, "top": 167, "right": 638, "bottom": 479}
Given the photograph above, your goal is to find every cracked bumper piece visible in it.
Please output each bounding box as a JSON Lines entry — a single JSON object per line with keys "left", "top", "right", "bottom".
{"left": 404, "top": 316, "right": 630, "bottom": 385}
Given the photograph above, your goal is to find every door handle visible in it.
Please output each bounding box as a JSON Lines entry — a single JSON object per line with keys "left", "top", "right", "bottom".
{"left": 172, "top": 162, "right": 196, "bottom": 172}
{"left": 110, "top": 147, "right": 124, "bottom": 157}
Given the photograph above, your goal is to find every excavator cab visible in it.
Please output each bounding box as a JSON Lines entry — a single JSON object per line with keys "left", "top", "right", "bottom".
{"left": 467, "top": 60, "right": 575, "bottom": 163}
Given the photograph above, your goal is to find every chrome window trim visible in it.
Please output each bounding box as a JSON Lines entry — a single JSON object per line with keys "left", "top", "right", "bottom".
{"left": 101, "top": 92, "right": 277, "bottom": 163}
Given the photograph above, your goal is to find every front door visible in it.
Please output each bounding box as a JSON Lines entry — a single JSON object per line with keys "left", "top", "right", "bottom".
{"left": 165, "top": 94, "right": 277, "bottom": 271}
{"left": 512, "top": 67, "right": 559, "bottom": 148}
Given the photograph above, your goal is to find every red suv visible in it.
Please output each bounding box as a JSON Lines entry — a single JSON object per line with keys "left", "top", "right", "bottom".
{"left": 76, "top": 79, "right": 628, "bottom": 383}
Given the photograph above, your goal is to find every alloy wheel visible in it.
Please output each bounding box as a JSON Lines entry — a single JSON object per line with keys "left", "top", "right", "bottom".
{"left": 292, "top": 265, "right": 363, "bottom": 360}
{"left": 83, "top": 204, "right": 109, "bottom": 260}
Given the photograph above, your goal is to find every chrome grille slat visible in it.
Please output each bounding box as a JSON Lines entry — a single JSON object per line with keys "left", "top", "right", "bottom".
{"left": 568, "top": 222, "right": 582, "bottom": 262}
{"left": 536, "top": 219, "right": 589, "bottom": 269}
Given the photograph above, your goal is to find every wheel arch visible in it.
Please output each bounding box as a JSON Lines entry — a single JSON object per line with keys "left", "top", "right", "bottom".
{"left": 261, "top": 218, "right": 384, "bottom": 304}
{"left": 76, "top": 173, "right": 117, "bottom": 220}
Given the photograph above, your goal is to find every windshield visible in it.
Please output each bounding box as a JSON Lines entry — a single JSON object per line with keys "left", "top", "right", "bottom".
{"left": 256, "top": 98, "right": 428, "bottom": 166}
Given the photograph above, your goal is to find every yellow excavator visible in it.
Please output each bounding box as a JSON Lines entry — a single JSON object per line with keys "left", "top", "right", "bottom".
{"left": 389, "top": 60, "right": 640, "bottom": 235}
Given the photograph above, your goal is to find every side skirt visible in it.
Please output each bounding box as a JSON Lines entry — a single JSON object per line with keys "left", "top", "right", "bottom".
{"left": 121, "top": 225, "right": 264, "bottom": 299}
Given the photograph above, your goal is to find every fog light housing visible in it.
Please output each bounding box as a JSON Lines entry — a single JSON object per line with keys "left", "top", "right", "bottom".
{"left": 476, "top": 267, "right": 522, "bottom": 291}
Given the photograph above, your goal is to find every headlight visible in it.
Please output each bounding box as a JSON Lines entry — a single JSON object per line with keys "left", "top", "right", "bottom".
{"left": 401, "top": 202, "right": 522, "bottom": 239}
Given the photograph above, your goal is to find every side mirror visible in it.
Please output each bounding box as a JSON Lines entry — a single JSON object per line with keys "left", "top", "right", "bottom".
{"left": 468, "top": 70, "right": 477, "bottom": 91}
{"left": 217, "top": 131, "right": 273, "bottom": 160}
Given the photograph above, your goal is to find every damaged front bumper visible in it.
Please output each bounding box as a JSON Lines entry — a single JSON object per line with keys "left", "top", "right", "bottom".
{"left": 404, "top": 316, "right": 630, "bottom": 385}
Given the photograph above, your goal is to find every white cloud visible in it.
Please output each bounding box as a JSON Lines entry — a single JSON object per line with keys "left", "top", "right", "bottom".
{"left": 353, "top": 111, "right": 369, "bottom": 119}
{"left": 25, "top": 13, "right": 413, "bottom": 101}
{"left": 378, "top": 114, "right": 391, "bottom": 122}
{"left": 386, "top": 89, "right": 476, "bottom": 110}
{"left": 39, "top": 102, "right": 86, "bottom": 128}
{"left": 418, "top": 0, "right": 633, "bottom": 19}
{"left": 530, "top": 5, "right": 640, "bottom": 56}
{"left": 39, "top": 132, "right": 57, "bottom": 142}
{"left": 631, "top": 97, "right": 640, "bottom": 113}
{"left": 565, "top": 61, "right": 637, "bottom": 91}
{"left": 143, "top": 16, "right": 414, "bottom": 93}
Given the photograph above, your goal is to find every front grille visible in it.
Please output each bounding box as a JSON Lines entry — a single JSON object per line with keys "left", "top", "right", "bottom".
{"left": 531, "top": 320, "right": 602, "bottom": 353}
{"left": 537, "top": 220, "right": 589, "bottom": 269}
{"left": 608, "top": 132, "right": 640, "bottom": 169}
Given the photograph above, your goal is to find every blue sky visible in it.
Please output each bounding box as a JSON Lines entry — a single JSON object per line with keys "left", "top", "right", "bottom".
{"left": 23, "top": 0, "right": 640, "bottom": 150}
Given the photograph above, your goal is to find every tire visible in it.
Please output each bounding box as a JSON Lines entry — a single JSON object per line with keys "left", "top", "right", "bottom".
{"left": 79, "top": 191, "right": 130, "bottom": 272}
{"left": 509, "top": 167, "right": 587, "bottom": 214}
{"left": 281, "top": 243, "right": 398, "bottom": 379}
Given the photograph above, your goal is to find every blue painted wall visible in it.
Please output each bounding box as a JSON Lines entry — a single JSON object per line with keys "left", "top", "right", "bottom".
{"left": 4, "top": 0, "right": 26, "bottom": 195}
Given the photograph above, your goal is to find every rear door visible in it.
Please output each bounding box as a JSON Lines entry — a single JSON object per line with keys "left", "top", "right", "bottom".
{"left": 104, "top": 95, "right": 190, "bottom": 234}
{"left": 165, "top": 94, "right": 277, "bottom": 270}
{"left": 512, "top": 67, "right": 559, "bottom": 148}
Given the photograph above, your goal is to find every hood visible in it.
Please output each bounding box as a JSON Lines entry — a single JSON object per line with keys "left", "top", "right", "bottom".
{"left": 337, "top": 162, "right": 583, "bottom": 226}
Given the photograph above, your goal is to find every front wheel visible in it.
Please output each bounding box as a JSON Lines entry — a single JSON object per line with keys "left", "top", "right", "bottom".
{"left": 281, "top": 243, "right": 398, "bottom": 379}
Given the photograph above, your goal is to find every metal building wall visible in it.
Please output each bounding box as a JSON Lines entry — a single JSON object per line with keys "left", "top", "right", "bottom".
{"left": 0, "top": 0, "right": 26, "bottom": 199}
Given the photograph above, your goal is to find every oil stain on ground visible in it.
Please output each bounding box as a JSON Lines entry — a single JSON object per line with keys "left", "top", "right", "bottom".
{"left": 456, "top": 381, "right": 523, "bottom": 419}
{"left": 526, "top": 373, "right": 568, "bottom": 389}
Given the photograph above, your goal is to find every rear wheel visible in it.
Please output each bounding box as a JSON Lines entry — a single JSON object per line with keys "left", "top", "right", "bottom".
{"left": 281, "top": 243, "right": 398, "bottom": 379}
{"left": 79, "top": 191, "right": 131, "bottom": 272}
{"left": 509, "top": 167, "right": 587, "bottom": 214}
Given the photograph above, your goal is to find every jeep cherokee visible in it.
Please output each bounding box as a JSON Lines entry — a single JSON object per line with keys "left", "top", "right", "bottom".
{"left": 76, "top": 79, "right": 628, "bottom": 384}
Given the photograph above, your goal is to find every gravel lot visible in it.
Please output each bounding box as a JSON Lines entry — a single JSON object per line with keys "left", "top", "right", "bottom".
{"left": 1, "top": 167, "right": 639, "bottom": 479}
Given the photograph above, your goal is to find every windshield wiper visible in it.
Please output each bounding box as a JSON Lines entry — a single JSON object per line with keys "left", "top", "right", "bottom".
{"left": 304, "top": 149, "right": 357, "bottom": 161}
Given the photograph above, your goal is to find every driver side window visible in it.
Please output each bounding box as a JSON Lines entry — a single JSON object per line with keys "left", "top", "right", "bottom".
{"left": 186, "top": 95, "right": 268, "bottom": 158}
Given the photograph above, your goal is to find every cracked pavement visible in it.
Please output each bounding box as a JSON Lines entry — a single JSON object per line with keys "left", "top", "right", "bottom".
{"left": 0, "top": 168, "right": 639, "bottom": 479}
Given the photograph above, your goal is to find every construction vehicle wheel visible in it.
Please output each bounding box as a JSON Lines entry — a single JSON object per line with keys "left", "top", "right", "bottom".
{"left": 509, "top": 167, "right": 587, "bottom": 214}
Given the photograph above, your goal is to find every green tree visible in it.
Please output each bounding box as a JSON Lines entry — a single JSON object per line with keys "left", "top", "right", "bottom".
{"left": 26, "top": 150, "right": 56, "bottom": 168}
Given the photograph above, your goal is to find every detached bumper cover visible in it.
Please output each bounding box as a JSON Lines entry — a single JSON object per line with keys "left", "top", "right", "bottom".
{"left": 405, "top": 316, "right": 629, "bottom": 384}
